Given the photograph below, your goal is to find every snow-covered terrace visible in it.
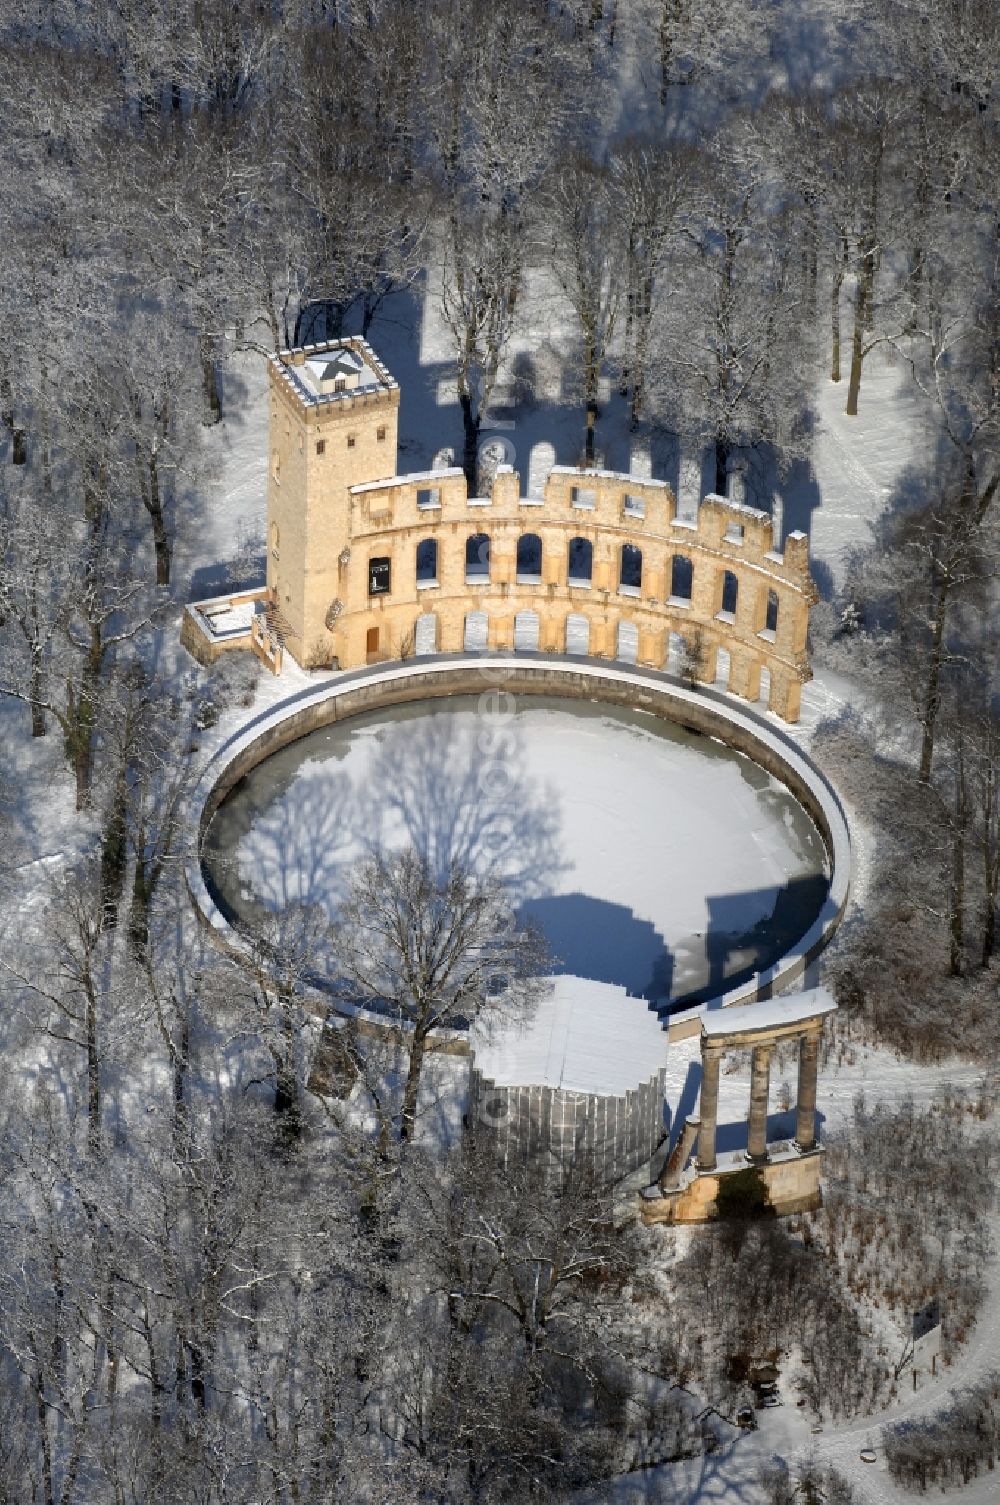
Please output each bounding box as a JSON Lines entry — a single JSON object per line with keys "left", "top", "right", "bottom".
{"left": 472, "top": 976, "right": 670, "bottom": 1096}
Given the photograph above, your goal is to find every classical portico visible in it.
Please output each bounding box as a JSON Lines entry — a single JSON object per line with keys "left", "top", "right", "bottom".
{"left": 644, "top": 987, "right": 836, "bottom": 1223}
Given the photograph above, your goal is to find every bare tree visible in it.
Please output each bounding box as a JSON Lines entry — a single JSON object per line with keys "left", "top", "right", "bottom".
{"left": 610, "top": 134, "right": 694, "bottom": 427}
{"left": 541, "top": 153, "right": 626, "bottom": 465}
{"left": 332, "top": 847, "right": 548, "bottom": 1141}
{"left": 650, "top": 129, "right": 813, "bottom": 495}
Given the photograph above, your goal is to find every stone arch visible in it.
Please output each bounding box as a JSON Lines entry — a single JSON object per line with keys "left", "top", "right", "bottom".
{"left": 416, "top": 537, "right": 438, "bottom": 584}
{"left": 414, "top": 612, "right": 438, "bottom": 655}
{"left": 464, "top": 610, "right": 488, "bottom": 651}
{"left": 616, "top": 619, "right": 639, "bottom": 663}
{"left": 514, "top": 610, "right": 540, "bottom": 651}
{"left": 670, "top": 554, "right": 692, "bottom": 601}
{"left": 568, "top": 536, "right": 593, "bottom": 584}
{"left": 566, "top": 612, "right": 590, "bottom": 655}
{"left": 716, "top": 646, "right": 731, "bottom": 686}
{"left": 620, "top": 543, "right": 643, "bottom": 593}
{"left": 516, "top": 533, "right": 543, "bottom": 581}
{"left": 666, "top": 630, "right": 686, "bottom": 673}
{"left": 720, "top": 569, "right": 738, "bottom": 616}
{"left": 466, "top": 532, "right": 490, "bottom": 582}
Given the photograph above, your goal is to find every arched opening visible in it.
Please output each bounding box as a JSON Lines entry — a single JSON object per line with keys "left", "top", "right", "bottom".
{"left": 466, "top": 532, "right": 490, "bottom": 583}
{"left": 416, "top": 538, "right": 438, "bottom": 585}
{"left": 516, "top": 533, "right": 542, "bottom": 582}
{"left": 759, "top": 665, "right": 772, "bottom": 707}
{"left": 765, "top": 589, "right": 779, "bottom": 634}
{"left": 720, "top": 569, "right": 739, "bottom": 617}
{"left": 568, "top": 537, "right": 593, "bottom": 585}
{"left": 464, "top": 610, "right": 488, "bottom": 651}
{"left": 616, "top": 620, "right": 638, "bottom": 663}
{"left": 514, "top": 610, "right": 540, "bottom": 651}
{"left": 414, "top": 613, "right": 438, "bottom": 655}
{"left": 666, "top": 630, "right": 686, "bottom": 673}
{"left": 620, "top": 543, "right": 643, "bottom": 594}
{"left": 670, "top": 554, "right": 692, "bottom": 602}
{"left": 566, "top": 613, "right": 590, "bottom": 655}
{"left": 716, "top": 646, "right": 731, "bottom": 686}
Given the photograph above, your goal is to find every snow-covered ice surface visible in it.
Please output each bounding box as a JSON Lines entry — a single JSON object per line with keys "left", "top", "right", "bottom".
{"left": 203, "top": 695, "right": 829, "bottom": 1008}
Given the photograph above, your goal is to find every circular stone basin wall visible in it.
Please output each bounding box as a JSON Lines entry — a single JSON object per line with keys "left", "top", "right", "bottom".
{"left": 190, "top": 659, "right": 851, "bottom": 1178}
{"left": 190, "top": 659, "right": 850, "bottom": 1048}
{"left": 202, "top": 693, "right": 830, "bottom": 1013}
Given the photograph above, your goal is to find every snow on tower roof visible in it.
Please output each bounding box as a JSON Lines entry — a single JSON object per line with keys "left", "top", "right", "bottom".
{"left": 271, "top": 338, "right": 397, "bottom": 406}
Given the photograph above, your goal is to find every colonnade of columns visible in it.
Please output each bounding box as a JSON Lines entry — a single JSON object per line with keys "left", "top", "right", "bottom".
{"left": 695, "top": 1026, "right": 822, "bottom": 1173}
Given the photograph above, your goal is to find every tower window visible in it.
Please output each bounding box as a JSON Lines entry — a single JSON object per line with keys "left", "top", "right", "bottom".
{"left": 368, "top": 556, "right": 391, "bottom": 596}
{"left": 347, "top": 434, "right": 356, "bottom": 449}
{"left": 316, "top": 439, "right": 326, "bottom": 455}
{"left": 377, "top": 425, "right": 387, "bottom": 442}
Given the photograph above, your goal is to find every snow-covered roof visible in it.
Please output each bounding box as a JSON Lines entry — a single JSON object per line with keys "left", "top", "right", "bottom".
{"left": 471, "top": 975, "right": 669, "bottom": 1096}
{"left": 701, "top": 986, "right": 836, "bottom": 1039}
{"left": 301, "top": 345, "right": 375, "bottom": 392}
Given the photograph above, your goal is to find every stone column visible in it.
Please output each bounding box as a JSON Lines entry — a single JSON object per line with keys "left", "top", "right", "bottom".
{"left": 747, "top": 1042, "right": 772, "bottom": 1162}
{"left": 696, "top": 1046, "right": 721, "bottom": 1171}
{"left": 795, "top": 1031, "right": 820, "bottom": 1151}
{"left": 659, "top": 1114, "right": 701, "bottom": 1191}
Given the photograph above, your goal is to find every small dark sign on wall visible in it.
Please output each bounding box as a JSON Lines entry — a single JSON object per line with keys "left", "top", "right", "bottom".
{"left": 368, "top": 556, "right": 391, "bottom": 596}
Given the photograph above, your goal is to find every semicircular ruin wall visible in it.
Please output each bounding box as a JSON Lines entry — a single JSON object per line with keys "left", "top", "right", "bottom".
{"left": 264, "top": 344, "right": 818, "bottom": 723}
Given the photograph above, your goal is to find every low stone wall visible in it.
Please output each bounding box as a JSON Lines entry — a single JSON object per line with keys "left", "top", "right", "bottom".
{"left": 468, "top": 1065, "right": 667, "bottom": 1186}
{"left": 180, "top": 606, "right": 251, "bottom": 666}
{"left": 642, "top": 1148, "right": 824, "bottom": 1224}
{"left": 185, "top": 656, "right": 851, "bottom": 1049}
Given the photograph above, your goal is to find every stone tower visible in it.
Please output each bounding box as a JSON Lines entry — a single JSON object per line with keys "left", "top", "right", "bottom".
{"left": 266, "top": 338, "right": 399, "bottom": 667}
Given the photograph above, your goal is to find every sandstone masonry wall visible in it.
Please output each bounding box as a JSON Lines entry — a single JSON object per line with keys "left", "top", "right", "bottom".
{"left": 265, "top": 341, "right": 818, "bottom": 722}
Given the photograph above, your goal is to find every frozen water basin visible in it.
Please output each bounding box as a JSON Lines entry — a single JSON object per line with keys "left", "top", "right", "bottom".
{"left": 202, "top": 694, "right": 830, "bottom": 1010}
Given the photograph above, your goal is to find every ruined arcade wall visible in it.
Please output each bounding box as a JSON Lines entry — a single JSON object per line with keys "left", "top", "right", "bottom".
{"left": 265, "top": 341, "right": 818, "bottom": 722}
